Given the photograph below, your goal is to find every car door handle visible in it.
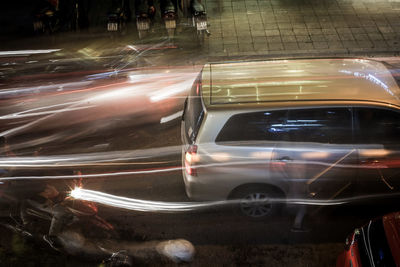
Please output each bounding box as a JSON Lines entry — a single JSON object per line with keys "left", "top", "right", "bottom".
{"left": 277, "top": 156, "right": 292, "bottom": 162}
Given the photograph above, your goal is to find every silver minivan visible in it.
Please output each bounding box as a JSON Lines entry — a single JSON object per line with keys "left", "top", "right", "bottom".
{"left": 181, "top": 58, "right": 400, "bottom": 218}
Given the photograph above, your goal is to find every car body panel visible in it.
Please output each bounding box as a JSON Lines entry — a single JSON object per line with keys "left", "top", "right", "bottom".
{"left": 201, "top": 59, "right": 400, "bottom": 109}
{"left": 383, "top": 212, "right": 400, "bottom": 265}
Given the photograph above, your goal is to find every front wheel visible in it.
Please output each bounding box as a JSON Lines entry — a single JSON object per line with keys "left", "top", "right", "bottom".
{"left": 167, "top": 28, "right": 175, "bottom": 40}
{"left": 229, "top": 186, "right": 282, "bottom": 218}
{"left": 197, "top": 30, "right": 205, "bottom": 46}
{"left": 138, "top": 29, "right": 148, "bottom": 39}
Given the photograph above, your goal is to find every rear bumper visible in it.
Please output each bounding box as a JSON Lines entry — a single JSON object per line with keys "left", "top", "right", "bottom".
{"left": 181, "top": 157, "right": 233, "bottom": 201}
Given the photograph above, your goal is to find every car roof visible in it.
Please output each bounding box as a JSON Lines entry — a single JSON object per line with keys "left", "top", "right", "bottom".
{"left": 200, "top": 58, "right": 400, "bottom": 110}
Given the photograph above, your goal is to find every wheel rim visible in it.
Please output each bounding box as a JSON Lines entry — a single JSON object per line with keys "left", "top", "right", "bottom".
{"left": 240, "top": 192, "right": 272, "bottom": 218}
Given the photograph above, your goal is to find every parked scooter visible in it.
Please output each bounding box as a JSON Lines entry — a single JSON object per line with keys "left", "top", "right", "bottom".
{"left": 0, "top": 182, "right": 195, "bottom": 266}
{"left": 33, "top": 0, "right": 60, "bottom": 34}
{"left": 135, "top": 0, "right": 156, "bottom": 39}
{"left": 190, "top": 0, "right": 209, "bottom": 45}
{"left": 161, "top": 0, "right": 178, "bottom": 40}
{"left": 107, "top": 0, "right": 131, "bottom": 35}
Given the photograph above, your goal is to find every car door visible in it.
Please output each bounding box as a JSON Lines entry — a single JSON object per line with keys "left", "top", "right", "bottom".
{"left": 271, "top": 107, "right": 357, "bottom": 203}
{"left": 210, "top": 110, "right": 288, "bottom": 186}
{"left": 354, "top": 107, "right": 400, "bottom": 202}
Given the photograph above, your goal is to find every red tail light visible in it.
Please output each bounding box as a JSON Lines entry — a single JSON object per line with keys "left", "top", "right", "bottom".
{"left": 185, "top": 144, "right": 198, "bottom": 176}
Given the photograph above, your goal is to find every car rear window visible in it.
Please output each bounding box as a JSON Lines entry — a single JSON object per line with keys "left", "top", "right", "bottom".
{"left": 355, "top": 107, "right": 400, "bottom": 145}
{"left": 183, "top": 74, "right": 204, "bottom": 143}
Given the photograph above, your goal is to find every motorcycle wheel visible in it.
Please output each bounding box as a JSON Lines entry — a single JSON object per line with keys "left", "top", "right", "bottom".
{"left": 167, "top": 28, "right": 175, "bottom": 41}
{"left": 197, "top": 30, "right": 205, "bottom": 47}
{"left": 120, "top": 21, "right": 128, "bottom": 36}
{"left": 138, "top": 30, "right": 147, "bottom": 39}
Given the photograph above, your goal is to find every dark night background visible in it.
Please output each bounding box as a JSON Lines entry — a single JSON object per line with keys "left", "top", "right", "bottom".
{"left": 0, "top": 0, "right": 135, "bottom": 36}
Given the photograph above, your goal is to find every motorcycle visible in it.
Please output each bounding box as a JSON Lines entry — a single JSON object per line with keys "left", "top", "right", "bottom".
{"left": 107, "top": 0, "right": 131, "bottom": 36}
{"left": 161, "top": 0, "right": 178, "bottom": 41}
{"left": 135, "top": 0, "right": 156, "bottom": 40}
{"left": 0, "top": 182, "right": 195, "bottom": 265}
{"left": 190, "top": 0, "right": 209, "bottom": 45}
{"left": 33, "top": 1, "right": 60, "bottom": 34}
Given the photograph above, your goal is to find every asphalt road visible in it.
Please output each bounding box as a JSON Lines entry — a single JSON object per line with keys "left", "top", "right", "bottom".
{"left": 1, "top": 37, "right": 400, "bottom": 265}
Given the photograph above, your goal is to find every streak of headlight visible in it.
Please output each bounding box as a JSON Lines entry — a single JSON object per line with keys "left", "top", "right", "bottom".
{"left": 0, "top": 158, "right": 363, "bottom": 181}
{"left": 160, "top": 110, "right": 183, "bottom": 123}
{"left": 250, "top": 151, "right": 274, "bottom": 159}
{"left": 70, "top": 188, "right": 226, "bottom": 212}
{"left": 0, "top": 81, "right": 93, "bottom": 99}
{"left": 359, "top": 149, "right": 390, "bottom": 157}
{"left": 210, "top": 153, "right": 231, "bottom": 162}
{"left": 0, "top": 100, "right": 96, "bottom": 137}
{"left": 230, "top": 80, "right": 326, "bottom": 87}
{"left": 0, "top": 49, "right": 61, "bottom": 56}
{"left": 0, "top": 166, "right": 182, "bottom": 181}
{"left": 126, "top": 45, "right": 139, "bottom": 52}
{"left": 0, "top": 151, "right": 361, "bottom": 169}
{"left": 86, "top": 71, "right": 119, "bottom": 80}
{"left": 0, "top": 104, "right": 95, "bottom": 119}
{"left": 301, "top": 151, "right": 330, "bottom": 159}
{"left": 0, "top": 145, "right": 183, "bottom": 167}
{"left": 0, "top": 83, "right": 98, "bottom": 138}
{"left": 149, "top": 74, "right": 198, "bottom": 102}
{"left": 87, "top": 86, "right": 140, "bottom": 101}
{"left": 69, "top": 188, "right": 400, "bottom": 213}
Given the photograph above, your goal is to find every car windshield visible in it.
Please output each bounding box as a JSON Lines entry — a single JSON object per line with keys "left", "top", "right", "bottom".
{"left": 367, "top": 219, "right": 397, "bottom": 266}
{"left": 2, "top": 0, "right": 400, "bottom": 266}
{"left": 183, "top": 74, "right": 204, "bottom": 143}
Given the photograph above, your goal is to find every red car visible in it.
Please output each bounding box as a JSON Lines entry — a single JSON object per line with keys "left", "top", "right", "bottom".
{"left": 337, "top": 212, "right": 400, "bottom": 267}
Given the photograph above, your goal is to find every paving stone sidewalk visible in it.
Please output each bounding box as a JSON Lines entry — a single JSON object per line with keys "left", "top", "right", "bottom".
{"left": 201, "top": 0, "right": 400, "bottom": 57}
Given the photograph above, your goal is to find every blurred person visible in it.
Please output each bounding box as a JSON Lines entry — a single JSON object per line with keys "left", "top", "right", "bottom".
{"left": 111, "top": 0, "right": 132, "bottom": 21}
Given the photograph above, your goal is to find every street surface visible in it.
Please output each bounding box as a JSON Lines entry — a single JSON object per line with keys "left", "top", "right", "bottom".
{"left": 2, "top": 0, "right": 400, "bottom": 265}
{"left": 1, "top": 46, "right": 399, "bottom": 266}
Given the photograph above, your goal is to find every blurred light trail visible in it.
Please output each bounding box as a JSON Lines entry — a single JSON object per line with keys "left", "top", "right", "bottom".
{"left": 0, "top": 49, "right": 61, "bottom": 56}
{"left": 149, "top": 78, "right": 196, "bottom": 102}
{"left": 0, "top": 166, "right": 182, "bottom": 181}
{"left": 0, "top": 81, "right": 93, "bottom": 99}
{"left": 70, "top": 187, "right": 224, "bottom": 212}
{"left": 0, "top": 159, "right": 368, "bottom": 182}
{"left": 160, "top": 110, "right": 183, "bottom": 123}
{"left": 0, "top": 144, "right": 367, "bottom": 169}
{"left": 0, "top": 145, "right": 183, "bottom": 167}
{"left": 69, "top": 188, "right": 400, "bottom": 213}
{"left": 0, "top": 102, "right": 95, "bottom": 119}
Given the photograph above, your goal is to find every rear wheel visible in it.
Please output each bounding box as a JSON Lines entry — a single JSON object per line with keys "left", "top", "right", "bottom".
{"left": 229, "top": 185, "right": 283, "bottom": 218}
{"left": 138, "top": 29, "right": 148, "bottom": 39}
{"left": 197, "top": 31, "right": 205, "bottom": 46}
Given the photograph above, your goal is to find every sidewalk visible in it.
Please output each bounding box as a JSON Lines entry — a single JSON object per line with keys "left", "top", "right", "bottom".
{"left": 203, "top": 0, "right": 400, "bottom": 57}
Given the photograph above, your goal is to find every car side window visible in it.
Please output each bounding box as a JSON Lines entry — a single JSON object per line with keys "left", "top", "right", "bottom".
{"left": 355, "top": 108, "right": 400, "bottom": 145}
{"left": 215, "top": 110, "right": 289, "bottom": 143}
{"left": 286, "top": 108, "right": 352, "bottom": 144}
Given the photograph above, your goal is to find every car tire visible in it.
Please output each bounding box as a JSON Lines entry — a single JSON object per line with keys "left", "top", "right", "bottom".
{"left": 228, "top": 185, "right": 283, "bottom": 219}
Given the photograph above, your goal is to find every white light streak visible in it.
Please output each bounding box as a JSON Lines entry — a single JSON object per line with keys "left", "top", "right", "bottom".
{"left": 69, "top": 188, "right": 400, "bottom": 213}
{"left": 0, "top": 104, "right": 95, "bottom": 120}
{"left": 70, "top": 187, "right": 226, "bottom": 212}
{"left": 160, "top": 110, "right": 183, "bottom": 124}
{"left": 0, "top": 49, "right": 61, "bottom": 56}
{"left": 148, "top": 74, "right": 197, "bottom": 102}
{"left": 0, "top": 81, "right": 92, "bottom": 98}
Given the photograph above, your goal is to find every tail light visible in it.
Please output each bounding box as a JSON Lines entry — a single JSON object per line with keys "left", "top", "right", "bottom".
{"left": 185, "top": 144, "right": 198, "bottom": 176}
